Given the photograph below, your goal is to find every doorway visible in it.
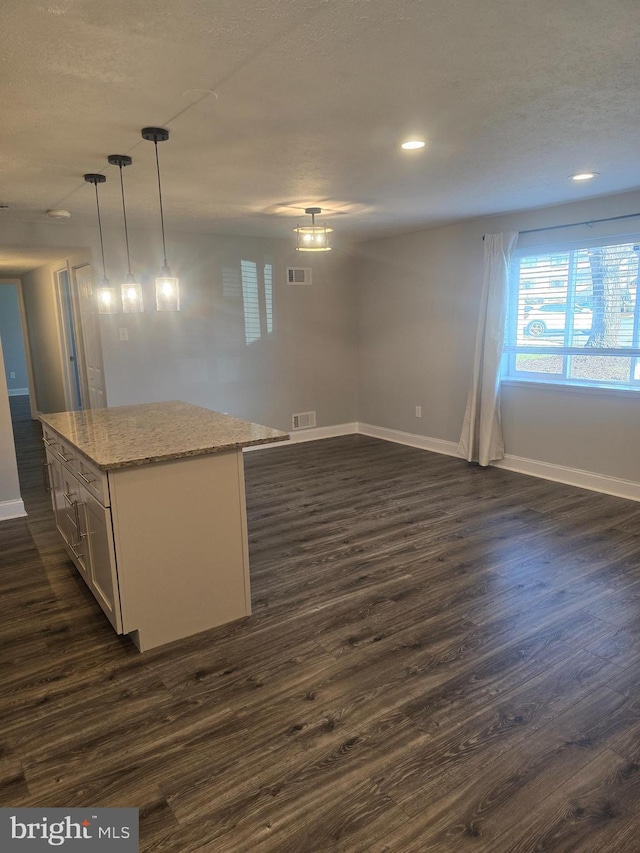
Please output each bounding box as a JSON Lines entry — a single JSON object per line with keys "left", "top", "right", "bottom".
{"left": 54, "top": 266, "right": 83, "bottom": 411}
{"left": 0, "top": 280, "right": 33, "bottom": 423}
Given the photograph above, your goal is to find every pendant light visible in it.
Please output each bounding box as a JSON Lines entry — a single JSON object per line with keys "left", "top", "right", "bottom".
{"left": 141, "top": 127, "right": 180, "bottom": 311}
{"left": 294, "top": 207, "right": 333, "bottom": 252}
{"left": 84, "top": 173, "right": 116, "bottom": 314}
{"left": 107, "top": 154, "right": 143, "bottom": 313}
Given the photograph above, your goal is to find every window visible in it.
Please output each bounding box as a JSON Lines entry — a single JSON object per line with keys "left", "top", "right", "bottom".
{"left": 503, "top": 239, "right": 640, "bottom": 390}
{"left": 240, "top": 260, "right": 274, "bottom": 345}
{"left": 264, "top": 263, "right": 273, "bottom": 334}
{"left": 241, "top": 260, "right": 261, "bottom": 344}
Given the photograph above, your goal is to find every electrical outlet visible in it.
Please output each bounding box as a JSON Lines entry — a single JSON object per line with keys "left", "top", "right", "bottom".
{"left": 415, "top": 405, "right": 422, "bottom": 418}
{"left": 9, "top": 371, "right": 16, "bottom": 379}
{"left": 118, "top": 327, "right": 129, "bottom": 341}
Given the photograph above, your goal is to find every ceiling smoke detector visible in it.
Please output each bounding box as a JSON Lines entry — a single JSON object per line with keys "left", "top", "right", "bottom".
{"left": 47, "top": 209, "right": 72, "bottom": 220}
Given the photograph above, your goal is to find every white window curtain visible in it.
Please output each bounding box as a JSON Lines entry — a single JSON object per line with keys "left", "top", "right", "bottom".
{"left": 458, "top": 231, "right": 518, "bottom": 466}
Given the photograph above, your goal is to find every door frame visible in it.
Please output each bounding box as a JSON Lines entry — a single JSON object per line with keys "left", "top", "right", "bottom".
{"left": 53, "top": 263, "right": 92, "bottom": 410}
{"left": 71, "top": 261, "right": 107, "bottom": 409}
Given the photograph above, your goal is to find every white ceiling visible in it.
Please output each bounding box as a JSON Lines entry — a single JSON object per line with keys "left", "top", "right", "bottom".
{"left": 2, "top": 0, "right": 640, "bottom": 250}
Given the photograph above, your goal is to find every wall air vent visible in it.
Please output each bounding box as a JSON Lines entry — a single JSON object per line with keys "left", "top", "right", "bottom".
{"left": 292, "top": 410, "right": 316, "bottom": 430}
{"left": 287, "top": 267, "right": 312, "bottom": 285}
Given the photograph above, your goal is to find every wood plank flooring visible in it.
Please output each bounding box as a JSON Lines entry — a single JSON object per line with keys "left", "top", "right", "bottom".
{"left": 3, "top": 393, "right": 640, "bottom": 851}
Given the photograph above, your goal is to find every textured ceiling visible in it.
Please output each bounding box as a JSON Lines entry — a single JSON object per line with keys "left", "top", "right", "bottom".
{"left": 1, "top": 0, "right": 640, "bottom": 249}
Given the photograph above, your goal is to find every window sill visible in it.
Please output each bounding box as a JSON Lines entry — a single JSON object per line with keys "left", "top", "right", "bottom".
{"left": 501, "top": 378, "right": 640, "bottom": 401}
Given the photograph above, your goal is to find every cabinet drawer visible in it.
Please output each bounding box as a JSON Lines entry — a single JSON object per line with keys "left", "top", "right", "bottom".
{"left": 42, "top": 426, "right": 63, "bottom": 457}
{"left": 42, "top": 429, "right": 109, "bottom": 506}
{"left": 75, "top": 457, "right": 109, "bottom": 506}
{"left": 43, "top": 429, "right": 77, "bottom": 466}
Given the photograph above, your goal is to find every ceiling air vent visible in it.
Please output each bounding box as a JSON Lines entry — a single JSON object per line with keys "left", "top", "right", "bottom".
{"left": 292, "top": 410, "right": 316, "bottom": 430}
{"left": 287, "top": 267, "right": 312, "bottom": 285}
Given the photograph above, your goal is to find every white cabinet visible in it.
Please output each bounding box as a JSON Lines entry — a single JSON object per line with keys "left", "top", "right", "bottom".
{"left": 42, "top": 426, "right": 252, "bottom": 652}
{"left": 81, "top": 489, "right": 121, "bottom": 632}
{"left": 45, "top": 432, "right": 121, "bottom": 631}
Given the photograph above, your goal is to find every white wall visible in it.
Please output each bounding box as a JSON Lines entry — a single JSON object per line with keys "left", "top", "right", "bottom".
{"left": 357, "top": 188, "right": 640, "bottom": 484}
{"left": 97, "top": 229, "right": 357, "bottom": 432}
{"left": 5, "top": 188, "right": 640, "bottom": 507}
{"left": 1, "top": 220, "right": 358, "bottom": 432}
{"left": 21, "top": 260, "right": 69, "bottom": 414}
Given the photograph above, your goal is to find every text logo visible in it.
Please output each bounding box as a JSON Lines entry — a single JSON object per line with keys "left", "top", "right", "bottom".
{"left": 1, "top": 809, "right": 138, "bottom": 851}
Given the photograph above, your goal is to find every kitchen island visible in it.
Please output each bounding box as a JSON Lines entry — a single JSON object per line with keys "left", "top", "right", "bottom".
{"left": 40, "top": 401, "right": 288, "bottom": 651}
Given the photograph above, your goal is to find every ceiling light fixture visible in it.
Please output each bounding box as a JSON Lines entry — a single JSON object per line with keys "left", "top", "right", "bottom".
{"left": 401, "top": 140, "right": 426, "bottom": 150}
{"left": 108, "top": 154, "right": 143, "bottom": 313}
{"left": 571, "top": 172, "right": 599, "bottom": 181}
{"left": 84, "top": 173, "right": 116, "bottom": 315}
{"left": 141, "top": 127, "right": 180, "bottom": 311}
{"left": 294, "top": 207, "right": 333, "bottom": 252}
{"left": 47, "top": 208, "right": 72, "bottom": 219}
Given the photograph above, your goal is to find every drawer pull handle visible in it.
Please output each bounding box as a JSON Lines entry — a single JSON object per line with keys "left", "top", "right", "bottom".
{"left": 43, "top": 461, "right": 52, "bottom": 493}
{"left": 73, "top": 500, "right": 82, "bottom": 543}
{"left": 67, "top": 500, "right": 87, "bottom": 547}
{"left": 78, "top": 470, "right": 97, "bottom": 485}
{"left": 43, "top": 437, "right": 57, "bottom": 447}
{"left": 63, "top": 491, "right": 76, "bottom": 507}
{"left": 59, "top": 453, "right": 73, "bottom": 463}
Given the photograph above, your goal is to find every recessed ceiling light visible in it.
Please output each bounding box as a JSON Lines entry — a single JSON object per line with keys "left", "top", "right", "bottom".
{"left": 47, "top": 208, "right": 72, "bottom": 219}
{"left": 401, "top": 139, "right": 426, "bottom": 150}
{"left": 571, "top": 172, "right": 598, "bottom": 182}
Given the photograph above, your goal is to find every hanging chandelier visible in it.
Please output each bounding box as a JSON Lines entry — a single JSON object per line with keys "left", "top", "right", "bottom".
{"left": 294, "top": 207, "right": 333, "bottom": 252}
{"left": 141, "top": 127, "right": 180, "bottom": 311}
{"left": 84, "top": 173, "right": 116, "bottom": 314}
{"left": 108, "top": 153, "right": 143, "bottom": 313}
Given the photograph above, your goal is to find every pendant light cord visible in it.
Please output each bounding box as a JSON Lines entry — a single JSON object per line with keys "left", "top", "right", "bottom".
{"left": 93, "top": 182, "right": 107, "bottom": 281}
{"left": 118, "top": 164, "right": 133, "bottom": 275}
{"left": 153, "top": 140, "right": 168, "bottom": 267}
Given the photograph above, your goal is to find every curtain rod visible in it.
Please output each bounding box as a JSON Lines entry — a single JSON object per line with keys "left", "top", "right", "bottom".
{"left": 520, "top": 211, "right": 640, "bottom": 235}
{"left": 483, "top": 211, "right": 640, "bottom": 239}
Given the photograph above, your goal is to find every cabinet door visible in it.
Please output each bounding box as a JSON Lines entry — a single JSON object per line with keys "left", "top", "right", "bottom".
{"left": 59, "top": 463, "right": 89, "bottom": 579}
{"left": 47, "top": 452, "right": 75, "bottom": 549}
{"left": 45, "top": 448, "right": 60, "bottom": 523}
{"left": 82, "top": 488, "right": 122, "bottom": 633}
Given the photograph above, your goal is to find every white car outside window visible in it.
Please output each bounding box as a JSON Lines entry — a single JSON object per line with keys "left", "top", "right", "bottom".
{"left": 523, "top": 303, "right": 593, "bottom": 338}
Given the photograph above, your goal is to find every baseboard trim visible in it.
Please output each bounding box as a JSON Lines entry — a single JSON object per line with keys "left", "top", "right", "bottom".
{"left": 244, "top": 419, "right": 640, "bottom": 501}
{"left": 243, "top": 422, "right": 359, "bottom": 452}
{"left": 357, "top": 422, "right": 461, "bottom": 457}
{"left": 496, "top": 454, "right": 640, "bottom": 502}
{"left": 287, "top": 422, "right": 359, "bottom": 443}
{"left": 8, "top": 388, "right": 29, "bottom": 397}
{"left": 0, "top": 498, "right": 27, "bottom": 520}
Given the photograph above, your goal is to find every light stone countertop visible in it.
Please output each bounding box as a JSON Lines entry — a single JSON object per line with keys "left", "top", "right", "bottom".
{"left": 40, "top": 401, "right": 289, "bottom": 470}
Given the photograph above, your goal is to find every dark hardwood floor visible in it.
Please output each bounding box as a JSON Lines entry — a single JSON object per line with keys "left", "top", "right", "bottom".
{"left": 3, "top": 394, "right": 640, "bottom": 851}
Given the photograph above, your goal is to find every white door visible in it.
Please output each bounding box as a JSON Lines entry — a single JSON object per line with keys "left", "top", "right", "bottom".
{"left": 54, "top": 268, "right": 83, "bottom": 411}
{"left": 72, "top": 263, "right": 107, "bottom": 409}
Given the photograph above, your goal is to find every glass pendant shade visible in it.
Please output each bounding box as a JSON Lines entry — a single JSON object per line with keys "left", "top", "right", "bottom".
{"left": 142, "top": 127, "right": 181, "bottom": 311}
{"left": 84, "top": 173, "right": 116, "bottom": 313}
{"left": 108, "top": 154, "right": 140, "bottom": 313}
{"left": 121, "top": 274, "right": 143, "bottom": 313}
{"left": 97, "top": 281, "right": 117, "bottom": 315}
{"left": 155, "top": 265, "right": 180, "bottom": 311}
{"left": 294, "top": 207, "right": 333, "bottom": 252}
